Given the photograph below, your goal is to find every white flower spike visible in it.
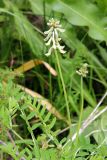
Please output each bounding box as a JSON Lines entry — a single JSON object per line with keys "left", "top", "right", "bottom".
{"left": 44, "top": 18, "right": 66, "bottom": 56}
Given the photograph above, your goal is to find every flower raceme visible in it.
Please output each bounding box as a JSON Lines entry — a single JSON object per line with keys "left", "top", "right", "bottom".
{"left": 44, "top": 18, "right": 66, "bottom": 56}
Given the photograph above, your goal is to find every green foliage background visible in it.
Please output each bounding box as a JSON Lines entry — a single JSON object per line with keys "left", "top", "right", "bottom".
{"left": 0, "top": 0, "right": 107, "bottom": 159}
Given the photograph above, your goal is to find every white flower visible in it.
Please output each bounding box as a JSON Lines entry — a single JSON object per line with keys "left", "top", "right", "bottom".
{"left": 76, "top": 63, "right": 88, "bottom": 77}
{"left": 44, "top": 18, "right": 66, "bottom": 56}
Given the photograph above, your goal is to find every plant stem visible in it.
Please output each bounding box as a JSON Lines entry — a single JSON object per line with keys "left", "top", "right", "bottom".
{"left": 72, "top": 77, "right": 84, "bottom": 160}
{"left": 78, "top": 77, "right": 84, "bottom": 134}
{"left": 55, "top": 50, "right": 71, "bottom": 125}
{"left": 54, "top": 58, "right": 62, "bottom": 94}
{"left": 75, "top": 77, "right": 84, "bottom": 144}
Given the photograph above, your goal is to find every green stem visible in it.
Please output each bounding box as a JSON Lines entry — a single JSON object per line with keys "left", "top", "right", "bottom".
{"left": 79, "top": 77, "right": 84, "bottom": 130}
{"left": 75, "top": 77, "right": 84, "bottom": 145}
{"left": 55, "top": 59, "right": 62, "bottom": 94}
{"left": 55, "top": 50, "right": 71, "bottom": 125}
{"left": 72, "top": 77, "right": 84, "bottom": 160}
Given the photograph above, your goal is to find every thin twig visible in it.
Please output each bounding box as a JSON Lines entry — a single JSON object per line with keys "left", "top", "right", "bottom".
{"left": 7, "top": 130, "right": 15, "bottom": 146}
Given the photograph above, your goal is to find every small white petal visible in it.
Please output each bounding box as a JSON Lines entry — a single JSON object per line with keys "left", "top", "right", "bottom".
{"left": 58, "top": 38, "right": 61, "bottom": 41}
{"left": 76, "top": 70, "right": 81, "bottom": 75}
{"left": 58, "top": 45, "right": 65, "bottom": 49}
{"left": 60, "top": 49, "right": 66, "bottom": 54}
{"left": 44, "top": 27, "right": 53, "bottom": 35}
{"left": 47, "top": 23, "right": 50, "bottom": 26}
{"left": 45, "top": 47, "right": 53, "bottom": 56}
{"left": 44, "top": 30, "right": 49, "bottom": 35}
{"left": 45, "top": 52, "right": 51, "bottom": 56}
{"left": 58, "top": 47, "right": 66, "bottom": 54}
{"left": 57, "top": 42, "right": 65, "bottom": 49}
{"left": 45, "top": 37, "right": 52, "bottom": 46}
{"left": 57, "top": 44, "right": 66, "bottom": 54}
{"left": 44, "top": 31, "right": 52, "bottom": 41}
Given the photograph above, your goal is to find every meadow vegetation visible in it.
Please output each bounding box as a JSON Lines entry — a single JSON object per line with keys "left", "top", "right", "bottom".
{"left": 0, "top": 0, "right": 107, "bottom": 159}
